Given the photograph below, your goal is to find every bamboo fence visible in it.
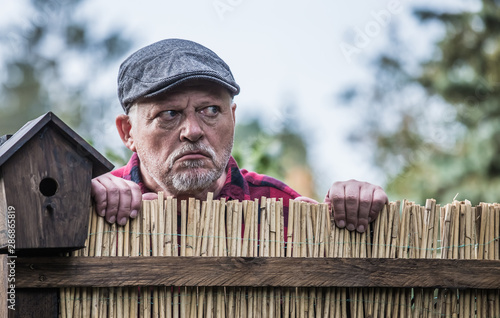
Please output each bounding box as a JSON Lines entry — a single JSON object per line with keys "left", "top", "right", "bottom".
{"left": 59, "top": 194, "right": 500, "bottom": 317}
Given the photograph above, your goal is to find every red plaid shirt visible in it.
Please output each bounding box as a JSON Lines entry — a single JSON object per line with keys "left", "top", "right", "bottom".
{"left": 111, "top": 153, "right": 301, "bottom": 228}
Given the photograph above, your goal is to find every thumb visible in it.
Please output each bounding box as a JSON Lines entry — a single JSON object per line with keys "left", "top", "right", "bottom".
{"left": 142, "top": 192, "right": 159, "bottom": 201}
{"left": 294, "top": 196, "right": 319, "bottom": 204}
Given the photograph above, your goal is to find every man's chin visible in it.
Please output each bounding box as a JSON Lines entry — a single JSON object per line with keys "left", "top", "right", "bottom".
{"left": 172, "top": 166, "right": 212, "bottom": 176}
{"left": 166, "top": 168, "right": 221, "bottom": 192}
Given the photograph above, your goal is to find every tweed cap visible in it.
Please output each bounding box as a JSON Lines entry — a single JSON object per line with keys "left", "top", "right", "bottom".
{"left": 118, "top": 39, "right": 240, "bottom": 112}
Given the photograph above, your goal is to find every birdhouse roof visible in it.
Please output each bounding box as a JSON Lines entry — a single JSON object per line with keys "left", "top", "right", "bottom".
{"left": 0, "top": 112, "right": 114, "bottom": 177}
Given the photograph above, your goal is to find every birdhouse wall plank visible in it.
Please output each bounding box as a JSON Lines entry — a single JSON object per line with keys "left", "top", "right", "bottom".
{"left": 0, "top": 176, "right": 8, "bottom": 248}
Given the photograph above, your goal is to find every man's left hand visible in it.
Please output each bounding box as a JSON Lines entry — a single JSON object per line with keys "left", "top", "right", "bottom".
{"left": 325, "top": 179, "right": 388, "bottom": 233}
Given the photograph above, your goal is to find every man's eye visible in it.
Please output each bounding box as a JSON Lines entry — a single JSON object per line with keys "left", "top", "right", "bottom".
{"left": 203, "top": 106, "right": 220, "bottom": 117}
{"left": 158, "top": 110, "right": 178, "bottom": 120}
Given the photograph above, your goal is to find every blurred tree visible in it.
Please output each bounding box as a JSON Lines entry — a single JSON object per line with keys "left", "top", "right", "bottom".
{"left": 0, "top": 0, "right": 316, "bottom": 191}
{"left": 233, "top": 114, "right": 317, "bottom": 200}
{"left": 0, "top": 0, "right": 132, "bottom": 164}
{"left": 341, "top": 0, "right": 500, "bottom": 205}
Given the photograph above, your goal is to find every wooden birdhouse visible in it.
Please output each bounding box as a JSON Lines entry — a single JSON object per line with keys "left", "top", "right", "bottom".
{"left": 0, "top": 112, "right": 114, "bottom": 251}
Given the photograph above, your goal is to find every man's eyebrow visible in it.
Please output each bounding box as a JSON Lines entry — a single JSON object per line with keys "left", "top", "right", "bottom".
{"left": 197, "top": 99, "right": 224, "bottom": 105}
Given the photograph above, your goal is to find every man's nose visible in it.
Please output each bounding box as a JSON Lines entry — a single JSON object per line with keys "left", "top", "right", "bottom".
{"left": 179, "top": 115, "right": 203, "bottom": 142}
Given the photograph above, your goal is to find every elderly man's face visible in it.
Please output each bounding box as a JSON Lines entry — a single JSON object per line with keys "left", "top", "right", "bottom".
{"left": 122, "top": 82, "right": 236, "bottom": 196}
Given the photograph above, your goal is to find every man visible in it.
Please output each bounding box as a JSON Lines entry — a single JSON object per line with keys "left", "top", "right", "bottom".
{"left": 91, "top": 39, "right": 387, "bottom": 233}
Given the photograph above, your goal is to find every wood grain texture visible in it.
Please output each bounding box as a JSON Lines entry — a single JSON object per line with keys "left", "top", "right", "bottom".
{"left": 16, "top": 257, "right": 500, "bottom": 289}
{"left": 0, "top": 172, "right": 7, "bottom": 248}
{"left": 1, "top": 127, "right": 92, "bottom": 249}
{"left": 11, "top": 289, "right": 58, "bottom": 318}
{"left": 0, "top": 112, "right": 113, "bottom": 177}
{"left": 0, "top": 255, "right": 7, "bottom": 318}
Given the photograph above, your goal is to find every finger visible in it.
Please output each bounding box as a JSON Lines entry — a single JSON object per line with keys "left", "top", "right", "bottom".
{"left": 91, "top": 178, "right": 108, "bottom": 217}
{"left": 142, "top": 192, "right": 159, "bottom": 201}
{"left": 129, "top": 183, "right": 143, "bottom": 218}
{"left": 115, "top": 181, "right": 142, "bottom": 226}
{"left": 344, "top": 183, "right": 360, "bottom": 231}
{"left": 356, "top": 185, "right": 374, "bottom": 233}
{"left": 369, "top": 188, "right": 388, "bottom": 223}
{"left": 330, "top": 183, "right": 347, "bottom": 228}
{"left": 96, "top": 175, "right": 126, "bottom": 224}
{"left": 113, "top": 178, "right": 136, "bottom": 224}
{"left": 294, "top": 196, "right": 319, "bottom": 204}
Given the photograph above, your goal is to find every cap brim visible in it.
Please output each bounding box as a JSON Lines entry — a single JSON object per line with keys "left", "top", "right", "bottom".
{"left": 143, "top": 75, "right": 239, "bottom": 99}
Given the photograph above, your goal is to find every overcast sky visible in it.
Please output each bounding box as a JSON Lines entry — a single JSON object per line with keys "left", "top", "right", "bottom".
{"left": 3, "top": 0, "right": 475, "bottom": 196}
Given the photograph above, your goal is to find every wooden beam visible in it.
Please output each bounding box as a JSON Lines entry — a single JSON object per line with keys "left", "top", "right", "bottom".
{"left": 0, "top": 254, "right": 7, "bottom": 318}
{"left": 15, "top": 257, "right": 500, "bottom": 289}
{"left": 12, "top": 289, "right": 58, "bottom": 318}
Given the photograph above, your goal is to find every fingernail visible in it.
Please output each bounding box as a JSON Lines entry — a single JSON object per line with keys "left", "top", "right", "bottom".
{"left": 357, "top": 225, "right": 365, "bottom": 233}
{"left": 337, "top": 220, "right": 345, "bottom": 228}
{"left": 100, "top": 210, "right": 106, "bottom": 217}
{"left": 130, "top": 210, "right": 138, "bottom": 218}
{"left": 119, "top": 217, "right": 127, "bottom": 226}
{"left": 368, "top": 217, "right": 372, "bottom": 222}
{"left": 109, "top": 216, "right": 116, "bottom": 223}
{"left": 347, "top": 224, "right": 355, "bottom": 231}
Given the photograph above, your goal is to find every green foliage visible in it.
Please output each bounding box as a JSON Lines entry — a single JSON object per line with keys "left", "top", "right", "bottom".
{"left": 233, "top": 118, "right": 309, "bottom": 181}
{"left": 232, "top": 116, "right": 317, "bottom": 199}
{"left": 0, "top": 0, "right": 316, "bottom": 190}
{"left": 341, "top": 0, "right": 500, "bottom": 205}
{"left": 105, "top": 147, "right": 133, "bottom": 168}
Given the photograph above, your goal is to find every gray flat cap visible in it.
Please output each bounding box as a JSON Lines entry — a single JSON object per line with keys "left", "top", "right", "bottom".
{"left": 118, "top": 39, "right": 240, "bottom": 112}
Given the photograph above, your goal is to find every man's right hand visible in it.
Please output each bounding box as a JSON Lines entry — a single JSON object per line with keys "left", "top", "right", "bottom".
{"left": 91, "top": 173, "right": 157, "bottom": 225}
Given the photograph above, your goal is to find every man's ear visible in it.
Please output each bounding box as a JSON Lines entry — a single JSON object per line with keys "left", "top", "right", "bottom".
{"left": 231, "top": 102, "right": 237, "bottom": 124}
{"left": 116, "top": 114, "right": 137, "bottom": 152}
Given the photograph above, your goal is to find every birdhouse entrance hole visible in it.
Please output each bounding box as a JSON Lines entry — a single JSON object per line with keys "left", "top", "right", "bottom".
{"left": 39, "top": 177, "right": 58, "bottom": 197}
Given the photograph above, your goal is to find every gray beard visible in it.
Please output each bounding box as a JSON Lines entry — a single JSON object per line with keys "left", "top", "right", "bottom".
{"left": 170, "top": 159, "right": 222, "bottom": 192}
{"left": 140, "top": 139, "right": 233, "bottom": 195}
